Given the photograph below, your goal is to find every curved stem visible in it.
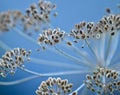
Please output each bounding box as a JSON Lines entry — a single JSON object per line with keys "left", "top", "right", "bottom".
{"left": 0, "top": 40, "right": 11, "bottom": 50}
{"left": 64, "top": 38, "right": 91, "bottom": 62}
{"left": 71, "top": 45, "right": 93, "bottom": 64}
{"left": 30, "top": 57, "right": 82, "bottom": 69}
{"left": 69, "top": 83, "right": 85, "bottom": 95}
{"left": 105, "top": 35, "right": 112, "bottom": 61}
{"left": 20, "top": 67, "right": 91, "bottom": 76}
{"left": 12, "top": 28, "right": 37, "bottom": 44}
{"left": 0, "top": 40, "right": 82, "bottom": 70}
{"left": 0, "top": 75, "right": 40, "bottom": 85}
{"left": 106, "top": 32, "right": 119, "bottom": 66}
{"left": 64, "top": 38, "right": 93, "bottom": 64}
{"left": 54, "top": 46, "right": 93, "bottom": 68}
{"left": 85, "top": 39, "right": 98, "bottom": 61}
{"left": 99, "top": 33, "right": 106, "bottom": 63}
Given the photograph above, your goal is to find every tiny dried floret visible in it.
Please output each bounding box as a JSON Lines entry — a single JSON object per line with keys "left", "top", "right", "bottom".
{"left": 68, "top": 13, "right": 120, "bottom": 49}
{"left": 70, "top": 21, "right": 95, "bottom": 41}
{"left": 0, "top": 10, "right": 23, "bottom": 32}
{"left": 36, "top": 77, "right": 74, "bottom": 95}
{"left": 96, "top": 14, "right": 120, "bottom": 35}
{"left": 70, "top": 14, "right": 120, "bottom": 43}
{"left": 0, "top": 0, "right": 57, "bottom": 36}
{"left": 26, "top": 0, "right": 57, "bottom": 21}
{"left": 37, "top": 28, "right": 66, "bottom": 49}
{"left": 0, "top": 48, "right": 31, "bottom": 77}
{"left": 23, "top": 0, "right": 57, "bottom": 34}
{"left": 84, "top": 67, "right": 120, "bottom": 95}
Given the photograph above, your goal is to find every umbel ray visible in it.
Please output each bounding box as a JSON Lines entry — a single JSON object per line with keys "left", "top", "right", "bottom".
{"left": 0, "top": 0, "right": 120, "bottom": 95}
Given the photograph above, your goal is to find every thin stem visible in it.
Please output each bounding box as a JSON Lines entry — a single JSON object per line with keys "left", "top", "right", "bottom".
{"left": 63, "top": 38, "right": 95, "bottom": 67}
{"left": 105, "top": 35, "right": 112, "bottom": 61}
{"left": 71, "top": 45, "right": 93, "bottom": 64}
{"left": 69, "top": 83, "right": 85, "bottom": 95}
{"left": 99, "top": 33, "right": 106, "bottom": 62}
{"left": 30, "top": 57, "right": 82, "bottom": 69}
{"left": 64, "top": 38, "right": 93, "bottom": 64}
{"left": 85, "top": 39, "right": 98, "bottom": 61}
{"left": 12, "top": 28, "right": 37, "bottom": 44}
{"left": 54, "top": 46, "right": 93, "bottom": 68}
{"left": 0, "top": 40, "right": 82, "bottom": 70}
{"left": 20, "top": 67, "right": 91, "bottom": 76}
{"left": 0, "top": 75, "right": 40, "bottom": 85}
{"left": 0, "top": 40, "right": 11, "bottom": 50}
{"left": 64, "top": 38, "right": 91, "bottom": 62}
{"left": 106, "top": 32, "right": 119, "bottom": 66}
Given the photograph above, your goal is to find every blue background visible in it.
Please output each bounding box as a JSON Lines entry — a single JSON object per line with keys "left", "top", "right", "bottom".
{"left": 0, "top": 0, "right": 120, "bottom": 95}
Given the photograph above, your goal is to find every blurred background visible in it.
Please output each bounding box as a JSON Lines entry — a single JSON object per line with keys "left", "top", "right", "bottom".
{"left": 0, "top": 0, "right": 120, "bottom": 95}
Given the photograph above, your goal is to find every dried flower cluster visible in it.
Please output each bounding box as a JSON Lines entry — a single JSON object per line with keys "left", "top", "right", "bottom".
{"left": 36, "top": 77, "right": 76, "bottom": 95}
{"left": 0, "top": 48, "right": 31, "bottom": 77}
{"left": 0, "top": 0, "right": 120, "bottom": 95}
{"left": 38, "top": 28, "right": 65, "bottom": 49}
{"left": 0, "top": 0, "right": 57, "bottom": 36}
{"left": 84, "top": 67, "right": 120, "bottom": 95}
{"left": 70, "top": 14, "right": 120, "bottom": 42}
{"left": 37, "top": 14, "right": 120, "bottom": 50}
{"left": 24, "top": 0, "right": 57, "bottom": 35}
{"left": 26, "top": 0, "right": 57, "bottom": 22}
{"left": 0, "top": 10, "right": 23, "bottom": 32}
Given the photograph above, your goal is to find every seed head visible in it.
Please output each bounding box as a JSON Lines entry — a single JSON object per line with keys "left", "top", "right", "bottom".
{"left": 84, "top": 67, "right": 120, "bottom": 95}
{"left": 37, "top": 28, "right": 66, "bottom": 49}
{"left": 36, "top": 77, "right": 74, "bottom": 95}
{"left": 0, "top": 48, "right": 31, "bottom": 77}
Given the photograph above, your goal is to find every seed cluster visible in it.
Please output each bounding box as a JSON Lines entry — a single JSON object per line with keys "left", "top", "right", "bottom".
{"left": 24, "top": 0, "right": 57, "bottom": 35}
{"left": 0, "top": 48, "right": 31, "bottom": 77}
{"left": 26, "top": 0, "right": 56, "bottom": 22}
{"left": 84, "top": 67, "right": 120, "bottom": 95}
{"left": 70, "top": 14, "right": 120, "bottom": 42}
{"left": 0, "top": 10, "right": 23, "bottom": 32}
{"left": 70, "top": 22, "right": 94, "bottom": 42}
{"left": 38, "top": 28, "right": 65, "bottom": 49}
{"left": 0, "top": 0, "right": 57, "bottom": 36}
{"left": 36, "top": 77, "right": 76, "bottom": 95}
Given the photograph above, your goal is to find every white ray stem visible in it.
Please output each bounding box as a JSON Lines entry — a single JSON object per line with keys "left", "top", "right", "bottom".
{"left": 12, "top": 28, "right": 37, "bottom": 44}
{"left": 20, "top": 67, "right": 91, "bottom": 76}
{"left": 59, "top": 43, "right": 94, "bottom": 67}
{"left": 0, "top": 40, "right": 82, "bottom": 69}
{"left": 85, "top": 39, "right": 99, "bottom": 61}
{"left": 54, "top": 46, "right": 94, "bottom": 68}
{"left": 106, "top": 32, "right": 119, "bottom": 66}
{"left": 105, "top": 35, "right": 112, "bottom": 61}
{"left": 0, "top": 40, "right": 11, "bottom": 50}
{"left": 99, "top": 33, "right": 106, "bottom": 64}
{"left": 9, "top": 27, "right": 94, "bottom": 68}
{"left": 64, "top": 38, "right": 94, "bottom": 65}
{"left": 0, "top": 75, "right": 40, "bottom": 85}
{"left": 71, "top": 45, "right": 93, "bottom": 64}
{"left": 30, "top": 57, "right": 83, "bottom": 69}
{"left": 69, "top": 83, "right": 85, "bottom": 95}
